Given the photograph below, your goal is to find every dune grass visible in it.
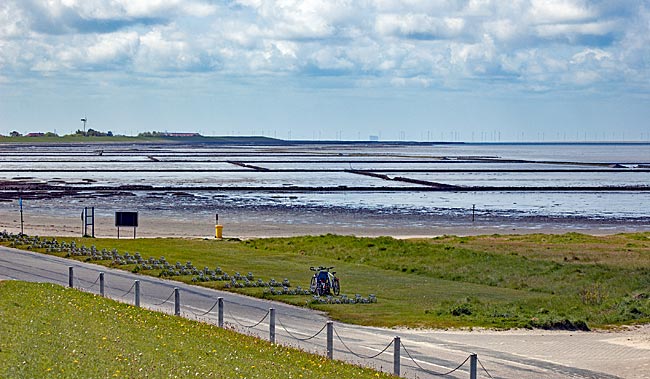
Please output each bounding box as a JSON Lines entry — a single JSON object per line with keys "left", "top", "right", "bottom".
{"left": 6, "top": 232, "right": 650, "bottom": 329}
{"left": 0, "top": 281, "right": 391, "bottom": 379}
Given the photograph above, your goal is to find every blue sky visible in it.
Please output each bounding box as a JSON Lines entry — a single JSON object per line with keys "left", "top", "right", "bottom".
{"left": 1, "top": 0, "right": 649, "bottom": 141}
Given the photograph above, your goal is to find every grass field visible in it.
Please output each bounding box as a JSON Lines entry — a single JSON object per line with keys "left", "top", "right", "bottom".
{"left": 0, "top": 281, "right": 391, "bottom": 379}
{"left": 5, "top": 233, "right": 650, "bottom": 330}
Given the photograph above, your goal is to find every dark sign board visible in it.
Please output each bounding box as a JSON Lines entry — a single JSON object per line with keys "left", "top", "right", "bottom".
{"left": 115, "top": 211, "right": 138, "bottom": 227}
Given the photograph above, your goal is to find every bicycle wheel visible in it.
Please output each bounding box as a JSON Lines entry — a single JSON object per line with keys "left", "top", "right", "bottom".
{"left": 317, "top": 281, "right": 326, "bottom": 296}
{"left": 310, "top": 276, "right": 317, "bottom": 294}
{"left": 332, "top": 278, "right": 340, "bottom": 296}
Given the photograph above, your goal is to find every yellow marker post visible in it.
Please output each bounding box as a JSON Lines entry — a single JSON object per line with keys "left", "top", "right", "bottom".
{"left": 215, "top": 213, "right": 223, "bottom": 239}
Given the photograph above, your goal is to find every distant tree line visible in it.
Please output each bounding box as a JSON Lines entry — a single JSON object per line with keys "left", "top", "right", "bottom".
{"left": 74, "top": 129, "right": 113, "bottom": 137}
{"left": 2, "top": 129, "right": 113, "bottom": 138}
{"left": 137, "top": 131, "right": 167, "bottom": 137}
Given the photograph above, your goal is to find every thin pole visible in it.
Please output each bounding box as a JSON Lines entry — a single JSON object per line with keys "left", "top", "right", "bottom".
{"left": 218, "top": 297, "right": 224, "bottom": 328}
{"left": 269, "top": 308, "right": 276, "bottom": 344}
{"left": 134, "top": 280, "right": 140, "bottom": 307}
{"left": 470, "top": 353, "right": 477, "bottom": 379}
{"left": 393, "top": 336, "right": 400, "bottom": 377}
{"left": 326, "top": 321, "right": 333, "bottom": 359}
{"left": 99, "top": 272, "right": 105, "bottom": 297}
{"left": 19, "top": 198, "right": 24, "bottom": 235}
{"left": 174, "top": 288, "right": 180, "bottom": 316}
{"left": 472, "top": 204, "right": 476, "bottom": 222}
{"left": 68, "top": 266, "right": 74, "bottom": 288}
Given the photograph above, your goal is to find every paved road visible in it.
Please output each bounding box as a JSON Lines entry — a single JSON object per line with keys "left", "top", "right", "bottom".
{"left": 1, "top": 246, "right": 648, "bottom": 379}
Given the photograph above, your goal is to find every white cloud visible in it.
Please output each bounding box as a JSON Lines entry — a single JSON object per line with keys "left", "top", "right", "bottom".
{"left": 375, "top": 13, "right": 465, "bottom": 39}
{"left": 528, "top": 0, "right": 595, "bottom": 24}
{"left": 536, "top": 20, "right": 618, "bottom": 38}
{"left": 0, "top": 0, "right": 647, "bottom": 93}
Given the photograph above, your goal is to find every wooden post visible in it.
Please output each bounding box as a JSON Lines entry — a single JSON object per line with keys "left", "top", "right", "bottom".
{"left": 218, "top": 297, "right": 224, "bottom": 327}
{"left": 68, "top": 266, "right": 74, "bottom": 288}
{"left": 393, "top": 336, "right": 401, "bottom": 377}
{"left": 99, "top": 272, "right": 105, "bottom": 297}
{"left": 134, "top": 280, "right": 140, "bottom": 307}
{"left": 174, "top": 288, "right": 180, "bottom": 316}
{"left": 19, "top": 198, "right": 24, "bottom": 235}
{"left": 326, "top": 321, "right": 333, "bottom": 359}
{"left": 470, "top": 353, "right": 477, "bottom": 379}
{"left": 269, "top": 308, "right": 276, "bottom": 343}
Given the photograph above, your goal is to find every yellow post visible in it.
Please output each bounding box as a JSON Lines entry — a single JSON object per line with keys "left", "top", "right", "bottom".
{"left": 215, "top": 224, "right": 223, "bottom": 239}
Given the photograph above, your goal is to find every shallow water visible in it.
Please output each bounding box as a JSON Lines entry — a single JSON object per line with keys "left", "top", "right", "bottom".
{"left": 1, "top": 142, "right": 649, "bottom": 222}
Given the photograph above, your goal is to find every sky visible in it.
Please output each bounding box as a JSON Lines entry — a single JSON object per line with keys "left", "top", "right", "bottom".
{"left": 1, "top": 0, "right": 649, "bottom": 142}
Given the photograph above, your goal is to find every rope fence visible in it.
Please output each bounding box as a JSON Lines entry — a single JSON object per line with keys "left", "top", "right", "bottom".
{"left": 277, "top": 316, "right": 327, "bottom": 342}
{"left": 401, "top": 340, "right": 471, "bottom": 377}
{"left": 333, "top": 325, "right": 394, "bottom": 360}
{"left": 152, "top": 289, "right": 176, "bottom": 306}
{"left": 75, "top": 273, "right": 101, "bottom": 292}
{"left": 117, "top": 281, "right": 136, "bottom": 298}
{"left": 63, "top": 267, "right": 495, "bottom": 378}
{"left": 226, "top": 306, "right": 270, "bottom": 329}
{"left": 478, "top": 357, "right": 495, "bottom": 379}
{"left": 186, "top": 298, "right": 221, "bottom": 317}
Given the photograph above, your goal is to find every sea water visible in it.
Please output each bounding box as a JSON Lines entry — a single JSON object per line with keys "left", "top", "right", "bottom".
{"left": 1, "top": 142, "right": 649, "bottom": 222}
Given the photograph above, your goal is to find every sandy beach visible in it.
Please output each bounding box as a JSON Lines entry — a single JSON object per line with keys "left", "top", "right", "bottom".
{"left": 2, "top": 206, "right": 648, "bottom": 239}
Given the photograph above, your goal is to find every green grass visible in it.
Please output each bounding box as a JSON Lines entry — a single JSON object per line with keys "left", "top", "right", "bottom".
{"left": 6, "top": 233, "right": 650, "bottom": 329}
{"left": 0, "top": 281, "right": 392, "bottom": 379}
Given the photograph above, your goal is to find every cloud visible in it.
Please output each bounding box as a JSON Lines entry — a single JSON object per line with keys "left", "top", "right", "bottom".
{"left": 0, "top": 0, "right": 648, "bottom": 93}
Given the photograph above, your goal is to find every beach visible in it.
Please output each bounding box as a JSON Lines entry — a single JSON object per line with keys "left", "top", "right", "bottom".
{"left": 2, "top": 205, "right": 648, "bottom": 239}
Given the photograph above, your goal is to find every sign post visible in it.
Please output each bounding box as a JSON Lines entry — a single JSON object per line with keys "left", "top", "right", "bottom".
{"left": 115, "top": 211, "right": 138, "bottom": 239}
{"left": 81, "top": 207, "right": 95, "bottom": 237}
{"left": 19, "top": 198, "right": 24, "bottom": 235}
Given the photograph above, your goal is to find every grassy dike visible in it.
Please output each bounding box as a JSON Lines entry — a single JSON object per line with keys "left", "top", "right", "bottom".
{"left": 0, "top": 281, "right": 391, "bottom": 379}
{"left": 5, "top": 233, "right": 650, "bottom": 329}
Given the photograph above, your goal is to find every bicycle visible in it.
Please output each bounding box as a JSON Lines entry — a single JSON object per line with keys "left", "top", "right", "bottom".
{"left": 309, "top": 266, "right": 340, "bottom": 296}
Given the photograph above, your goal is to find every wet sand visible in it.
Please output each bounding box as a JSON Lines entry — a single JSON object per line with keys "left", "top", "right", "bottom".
{"left": 1, "top": 207, "right": 648, "bottom": 239}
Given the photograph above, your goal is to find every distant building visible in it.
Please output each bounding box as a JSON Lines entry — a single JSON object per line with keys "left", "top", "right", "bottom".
{"left": 369, "top": 135, "right": 379, "bottom": 141}
{"left": 26, "top": 132, "right": 45, "bottom": 137}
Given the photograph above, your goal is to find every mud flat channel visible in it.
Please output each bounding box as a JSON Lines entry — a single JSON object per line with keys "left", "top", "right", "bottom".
{"left": 1, "top": 141, "right": 649, "bottom": 237}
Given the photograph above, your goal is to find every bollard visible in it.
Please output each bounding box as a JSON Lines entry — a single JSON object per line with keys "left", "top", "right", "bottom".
{"left": 269, "top": 308, "right": 276, "bottom": 344}
{"left": 393, "top": 336, "right": 401, "bottom": 377}
{"left": 99, "top": 272, "right": 105, "bottom": 297}
{"left": 174, "top": 288, "right": 180, "bottom": 316}
{"left": 134, "top": 280, "right": 140, "bottom": 307}
{"left": 218, "top": 297, "right": 224, "bottom": 328}
{"left": 469, "top": 353, "right": 477, "bottom": 379}
{"left": 68, "top": 266, "right": 74, "bottom": 288}
{"left": 326, "top": 321, "right": 333, "bottom": 359}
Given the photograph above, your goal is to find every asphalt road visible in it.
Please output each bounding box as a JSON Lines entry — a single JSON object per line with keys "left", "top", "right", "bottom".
{"left": 1, "top": 246, "right": 648, "bottom": 379}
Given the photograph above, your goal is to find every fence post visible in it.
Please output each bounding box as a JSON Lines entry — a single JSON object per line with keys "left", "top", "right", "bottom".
{"left": 134, "top": 280, "right": 140, "bottom": 307}
{"left": 469, "top": 353, "right": 477, "bottom": 379}
{"left": 269, "top": 308, "right": 276, "bottom": 344}
{"left": 326, "top": 321, "right": 333, "bottom": 359}
{"left": 99, "top": 272, "right": 105, "bottom": 297}
{"left": 174, "top": 288, "right": 180, "bottom": 316}
{"left": 394, "top": 336, "right": 400, "bottom": 377}
{"left": 218, "top": 297, "right": 224, "bottom": 328}
{"left": 68, "top": 266, "right": 74, "bottom": 288}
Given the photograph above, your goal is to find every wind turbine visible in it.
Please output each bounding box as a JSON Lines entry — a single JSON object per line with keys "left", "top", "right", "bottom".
{"left": 80, "top": 116, "right": 87, "bottom": 133}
